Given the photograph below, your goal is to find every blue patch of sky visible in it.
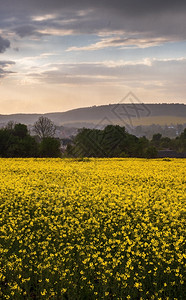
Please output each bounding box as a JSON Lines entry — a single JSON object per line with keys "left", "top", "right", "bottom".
{"left": 4, "top": 34, "right": 186, "bottom": 67}
{"left": 53, "top": 41, "right": 186, "bottom": 64}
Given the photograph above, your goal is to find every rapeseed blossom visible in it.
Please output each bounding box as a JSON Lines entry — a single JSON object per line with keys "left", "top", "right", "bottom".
{"left": 0, "top": 158, "right": 185, "bottom": 299}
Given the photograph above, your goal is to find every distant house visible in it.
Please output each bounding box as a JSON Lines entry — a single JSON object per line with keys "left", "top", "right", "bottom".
{"left": 60, "top": 138, "right": 73, "bottom": 152}
{"left": 158, "top": 149, "right": 186, "bottom": 158}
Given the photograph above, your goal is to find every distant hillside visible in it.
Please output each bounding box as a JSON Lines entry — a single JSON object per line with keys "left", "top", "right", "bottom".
{"left": 0, "top": 103, "right": 186, "bottom": 128}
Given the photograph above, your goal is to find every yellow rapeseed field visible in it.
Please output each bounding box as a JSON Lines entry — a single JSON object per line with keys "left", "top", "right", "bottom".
{"left": 0, "top": 158, "right": 185, "bottom": 299}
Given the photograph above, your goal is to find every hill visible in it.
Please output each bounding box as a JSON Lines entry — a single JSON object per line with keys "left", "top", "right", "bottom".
{"left": 0, "top": 103, "right": 186, "bottom": 129}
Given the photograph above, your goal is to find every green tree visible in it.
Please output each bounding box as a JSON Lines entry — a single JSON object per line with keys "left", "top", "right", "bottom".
{"left": 39, "top": 137, "right": 61, "bottom": 157}
{"left": 0, "top": 124, "right": 38, "bottom": 158}
{"left": 145, "top": 146, "right": 158, "bottom": 159}
{"left": 101, "top": 125, "right": 127, "bottom": 157}
{"left": 159, "top": 137, "right": 171, "bottom": 149}
{"left": 14, "top": 123, "right": 28, "bottom": 139}
{"left": 67, "top": 125, "right": 148, "bottom": 158}
{"left": 0, "top": 128, "right": 12, "bottom": 157}
{"left": 137, "top": 136, "right": 149, "bottom": 157}
{"left": 180, "top": 128, "right": 186, "bottom": 140}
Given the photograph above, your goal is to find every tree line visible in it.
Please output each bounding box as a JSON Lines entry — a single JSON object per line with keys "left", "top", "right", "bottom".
{"left": 67, "top": 125, "right": 186, "bottom": 158}
{"left": 0, "top": 118, "right": 186, "bottom": 158}
{"left": 0, "top": 117, "right": 61, "bottom": 158}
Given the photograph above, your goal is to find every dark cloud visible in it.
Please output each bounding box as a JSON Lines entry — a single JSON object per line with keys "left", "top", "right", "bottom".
{"left": 0, "top": 36, "right": 10, "bottom": 53}
{"left": 0, "top": 61, "right": 15, "bottom": 78}
{"left": 1, "top": 1, "right": 186, "bottom": 15}
{"left": 0, "top": 1, "right": 186, "bottom": 40}
{"left": 0, "top": 61, "right": 15, "bottom": 67}
{"left": 15, "top": 25, "right": 43, "bottom": 38}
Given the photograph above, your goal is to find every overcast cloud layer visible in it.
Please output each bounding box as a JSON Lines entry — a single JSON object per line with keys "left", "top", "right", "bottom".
{"left": 0, "top": 0, "right": 186, "bottom": 113}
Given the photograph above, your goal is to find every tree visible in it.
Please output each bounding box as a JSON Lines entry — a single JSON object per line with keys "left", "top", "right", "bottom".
{"left": 39, "top": 137, "right": 61, "bottom": 157}
{"left": 0, "top": 124, "right": 39, "bottom": 158}
{"left": 14, "top": 123, "right": 28, "bottom": 139}
{"left": 33, "top": 116, "right": 56, "bottom": 139}
{"left": 0, "top": 128, "right": 12, "bottom": 157}
{"left": 152, "top": 133, "right": 162, "bottom": 142}
{"left": 66, "top": 125, "right": 149, "bottom": 158}
{"left": 102, "top": 125, "right": 127, "bottom": 157}
{"left": 145, "top": 146, "right": 158, "bottom": 159}
{"left": 6, "top": 120, "right": 15, "bottom": 130}
{"left": 180, "top": 128, "right": 186, "bottom": 140}
{"left": 151, "top": 133, "right": 162, "bottom": 148}
{"left": 137, "top": 136, "right": 149, "bottom": 157}
{"left": 160, "top": 137, "right": 171, "bottom": 149}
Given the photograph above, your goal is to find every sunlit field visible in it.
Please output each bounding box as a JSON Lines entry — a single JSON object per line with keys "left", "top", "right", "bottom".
{"left": 0, "top": 158, "right": 185, "bottom": 299}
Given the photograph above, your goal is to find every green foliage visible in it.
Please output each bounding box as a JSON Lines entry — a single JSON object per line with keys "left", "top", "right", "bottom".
{"left": 180, "top": 128, "right": 186, "bottom": 139}
{"left": 67, "top": 126, "right": 186, "bottom": 158}
{"left": 0, "top": 122, "right": 62, "bottom": 158}
{"left": 159, "top": 137, "right": 171, "bottom": 149}
{"left": 0, "top": 129, "right": 11, "bottom": 157}
{"left": 150, "top": 129, "right": 186, "bottom": 153}
{"left": 67, "top": 125, "right": 152, "bottom": 158}
{"left": 39, "top": 137, "right": 61, "bottom": 157}
{"left": 13, "top": 123, "right": 28, "bottom": 139}
{"left": 144, "top": 146, "right": 158, "bottom": 159}
{"left": 137, "top": 136, "right": 149, "bottom": 157}
{"left": 152, "top": 133, "right": 162, "bottom": 142}
{"left": 0, "top": 124, "right": 38, "bottom": 157}
{"left": 1, "top": 121, "right": 185, "bottom": 158}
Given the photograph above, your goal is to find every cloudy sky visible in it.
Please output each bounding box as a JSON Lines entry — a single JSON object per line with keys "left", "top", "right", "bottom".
{"left": 0, "top": 0, "right": 186, "bottom": 113}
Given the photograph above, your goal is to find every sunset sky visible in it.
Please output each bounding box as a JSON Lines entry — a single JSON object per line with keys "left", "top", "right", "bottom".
{"left": 0, "top": 0, "right": 186, "bottom": 114}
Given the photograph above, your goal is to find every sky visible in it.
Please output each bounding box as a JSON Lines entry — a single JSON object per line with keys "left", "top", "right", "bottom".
{"left": 0, "top": 0, "right": 186, "bottom": 114}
